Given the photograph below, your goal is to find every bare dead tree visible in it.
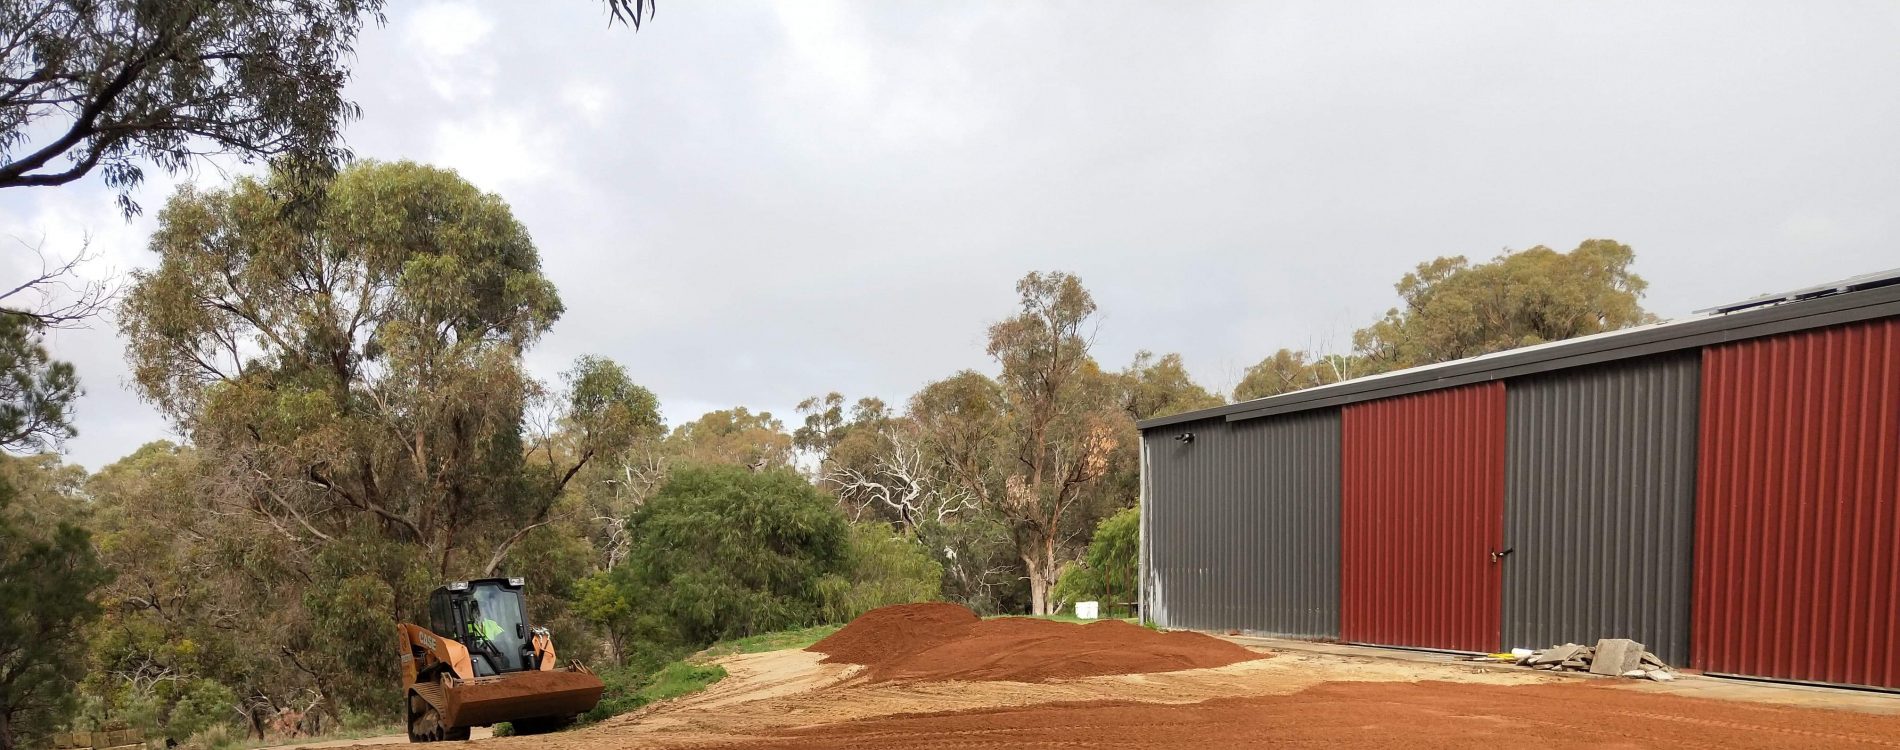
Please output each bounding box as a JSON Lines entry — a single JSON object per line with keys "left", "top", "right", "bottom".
{"left": 1, "top": 236, "right": 115, "bottom": 327}
{"left": 592, "top": 447, "right": 668, "bottom": 570}
{"left": 827, "top": 433, "right": 974, "bottom": 533}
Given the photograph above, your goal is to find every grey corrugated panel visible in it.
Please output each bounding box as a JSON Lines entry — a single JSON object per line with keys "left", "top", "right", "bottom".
{"left": 1502, "top": 351, "right": 1700, "bottom": 665}
{"left": 1142, "top": 411, "right": 1341, "bottom": 637}
{"left": 1138, "top": 280, "right": 1900, "bottom": 430}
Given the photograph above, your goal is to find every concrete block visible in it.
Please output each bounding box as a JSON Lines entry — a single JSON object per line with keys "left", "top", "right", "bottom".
{"left": 1591, "top": 639, "right": 1645, "bottom": 676}
{"left": 1532, "top": 643, "right": 1584, "bottom": 665}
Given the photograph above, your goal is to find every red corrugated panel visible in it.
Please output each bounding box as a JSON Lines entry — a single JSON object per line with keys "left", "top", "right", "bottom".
{"left": 1341, "top": 382, "right": 1505, "bottom": 652}
{"left": 1695, "top": 319, "right": 1900, "bottom": 688}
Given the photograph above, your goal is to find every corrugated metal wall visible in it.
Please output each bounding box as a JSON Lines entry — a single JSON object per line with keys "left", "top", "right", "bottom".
{"left": 1502, "top": 353, "right": 1701, "bottom": 665}
{"left": 1142, "top": 411, "right": 1341, "bottom": 637}
{"left": 1695, "top": 318, "right": 1900, "bottom": 688}
{"left": 1341, "top": 382, "right": 1505, "bottom": 653}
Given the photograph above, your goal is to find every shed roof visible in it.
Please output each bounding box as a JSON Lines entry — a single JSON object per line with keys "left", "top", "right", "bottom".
{"left": 1138, "top": 268, "right": 1900, "bottom": 431}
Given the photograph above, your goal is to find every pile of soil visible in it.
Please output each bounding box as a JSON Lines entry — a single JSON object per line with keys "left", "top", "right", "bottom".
{"left": 806, "top": 603, "right": 981, "bottom": 665}
{"left": 808, "top": 603, "right": 1263, "bottom": 683}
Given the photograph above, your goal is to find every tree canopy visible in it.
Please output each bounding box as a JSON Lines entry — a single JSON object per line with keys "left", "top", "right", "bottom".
{"left": 665, "top": 407, "right": 794, "bottom": 471}
{"left": 1353, "top": 240, "right": 1652, "bottom": 372}
{"left": 1117, "top": 350, "right": 1224, "bottom": 421}
{"left": 1233, "top": 348, "right": 1357, "bottom": 402}
{"left": 0, "top": 0, "right": 379, "bottom": 211}
{"left": 1236, "top": 241, "right": 1653, "bottom": 402}
{"left": 119, "top": 160, "right": 648, "bottom": 577}
{"left": 0, "top": 315, "right": 77, "bottom": 453}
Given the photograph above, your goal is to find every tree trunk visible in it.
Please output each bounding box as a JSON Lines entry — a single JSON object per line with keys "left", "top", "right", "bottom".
{"left": 1025, "top": 554, "right": 1050, "bottom": 615}
{"left": 248, "top": 704, "right": 268, "bottom": 740}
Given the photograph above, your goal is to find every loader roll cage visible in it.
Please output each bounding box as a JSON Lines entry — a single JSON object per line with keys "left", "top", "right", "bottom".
{"left": 428, "top": 578, "right": 533, "bottom": 676}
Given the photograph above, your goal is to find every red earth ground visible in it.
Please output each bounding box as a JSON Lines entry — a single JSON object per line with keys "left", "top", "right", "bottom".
{"left": 328, "top": 604, "right": 1900, "bottom": 749}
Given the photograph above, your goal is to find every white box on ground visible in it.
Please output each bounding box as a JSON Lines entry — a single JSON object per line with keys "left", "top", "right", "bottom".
{"left": 1075, "top": 601, "right": 1099, "bottom": 620}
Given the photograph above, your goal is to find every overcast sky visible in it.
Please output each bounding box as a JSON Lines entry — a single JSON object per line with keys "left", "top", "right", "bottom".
{"left": 5, "top": 1, "right": 1899, "bottom": 471}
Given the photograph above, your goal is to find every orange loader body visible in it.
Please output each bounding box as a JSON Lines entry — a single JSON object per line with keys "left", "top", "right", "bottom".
{"left": 396, "top": 581, "right": 604, "bottom": 742}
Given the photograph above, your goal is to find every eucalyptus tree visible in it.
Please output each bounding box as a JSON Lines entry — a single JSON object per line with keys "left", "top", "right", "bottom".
{"left": 121, "top": 161, "right": 657, "bottom": 580}
{"left": 664, "top": 407, "right": 794, "bottom": 471}
{"left": 1116, "top": 350, "right": 1223, "bottom": 421}
{"left": 910, "top": 273, "right": 1133, "bottom": 615}
{"left": 1353, "top": 240, "right": 1653, "bottom": 371}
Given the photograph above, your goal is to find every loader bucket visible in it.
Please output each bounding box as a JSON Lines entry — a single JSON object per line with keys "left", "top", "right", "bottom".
{"left": 442, "top": 668, "right": 605, "bottom": 729}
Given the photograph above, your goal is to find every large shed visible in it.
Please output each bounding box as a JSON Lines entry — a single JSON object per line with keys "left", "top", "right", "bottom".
{"left": 1137, "top": 270, "right": 1900, "bottom": 689}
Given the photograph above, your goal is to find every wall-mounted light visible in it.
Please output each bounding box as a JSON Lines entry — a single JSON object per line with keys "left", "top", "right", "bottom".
{"left": 1175, "top": 432, "right": 1195, "bottom": 444}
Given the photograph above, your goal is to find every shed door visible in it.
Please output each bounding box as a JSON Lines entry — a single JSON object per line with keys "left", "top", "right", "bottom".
{"left": 1341, "top": 382, "right": 1506, "bottom": 653}
{"left": 1695, "top": 319, "right": 1900, "bottom": 688}
{"left": 1502, "top": 354, "right": 1700, "bottom": 665}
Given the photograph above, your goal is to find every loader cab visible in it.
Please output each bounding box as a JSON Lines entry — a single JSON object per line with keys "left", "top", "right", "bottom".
{"left": 427, "top": 577, "right": 535, "bottom": 677}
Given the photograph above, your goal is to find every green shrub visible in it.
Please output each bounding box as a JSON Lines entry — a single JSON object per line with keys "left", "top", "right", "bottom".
{"left": 593, "top": 465, "right": 853, "bottom": 665}
{"left": 1052, "top": 506, "right": 1138, "bottom": 616}
{"left": 578, "top": 665, "right": 651, "bottom": 724}
{"left": 824, "top": 523, "right": 942, "bottom": 622}
{"left": 164, "top": 679, "right": 235, "bottom": 742}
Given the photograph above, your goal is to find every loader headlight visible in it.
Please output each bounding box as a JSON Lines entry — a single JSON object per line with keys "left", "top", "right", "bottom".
{"left": 508, "top": 577, "right": 524, "bottom": 587}
{"left": 448, "top": 581, "right": 469, "bottom": 591}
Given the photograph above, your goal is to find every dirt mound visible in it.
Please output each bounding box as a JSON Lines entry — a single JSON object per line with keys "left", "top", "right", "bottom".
{"left": 809, "top": 603, "right": 1263, "bottom": 683}
{"left": 807, "top": 603, "right": 981, "bottom": 665}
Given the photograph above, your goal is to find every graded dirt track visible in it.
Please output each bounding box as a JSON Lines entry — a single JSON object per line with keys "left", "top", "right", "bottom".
{"left": 322, "top": 606, "right": 1900, "bottom": 749}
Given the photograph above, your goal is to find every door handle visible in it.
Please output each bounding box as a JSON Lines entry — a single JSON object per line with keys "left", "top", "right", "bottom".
{"left": 1489, "top": 547, "right": 1515, "bottom": 563}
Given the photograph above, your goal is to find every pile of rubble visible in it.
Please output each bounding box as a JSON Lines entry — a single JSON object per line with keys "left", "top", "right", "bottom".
{"left": 1509, "top": 638, "right": 1677, "bottom": 681}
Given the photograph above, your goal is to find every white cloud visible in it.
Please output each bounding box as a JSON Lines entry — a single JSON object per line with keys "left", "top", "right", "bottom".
{"left": 404, "top": 1, "right": 498, "bottom": 101}
{"left": 765, "top": 2, "right": 994, "bottom": 147}
{"left": 562, "top": 81, "right": 612, "bottom": 127}
{"left": 773, "top": 0, "right": 875, "bottom": 104}
{"left": 407, "top": 1, "right": 495, "bottom": 59}
{"left": 430, "top": 111, "right": 555, "bottom": 192}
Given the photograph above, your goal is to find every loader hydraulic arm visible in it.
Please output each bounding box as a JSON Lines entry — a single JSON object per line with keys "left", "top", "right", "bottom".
{"left": 531, "top": 628, "right": 560, "bottom": 671}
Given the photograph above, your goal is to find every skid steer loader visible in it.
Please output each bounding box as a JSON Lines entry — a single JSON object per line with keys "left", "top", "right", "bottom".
{"left": 397, "top": 577, "right": 604, "bottom": 741}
